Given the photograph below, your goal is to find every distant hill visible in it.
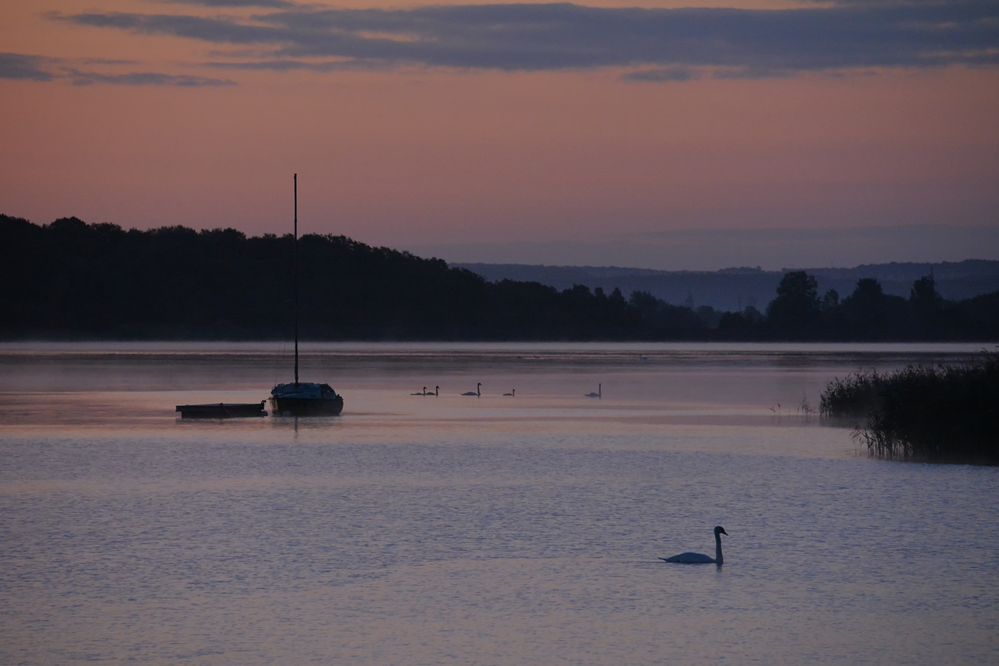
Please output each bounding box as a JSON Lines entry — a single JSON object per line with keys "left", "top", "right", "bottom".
{"left": 453, "top": 261, "right": 999, "bottom": 312}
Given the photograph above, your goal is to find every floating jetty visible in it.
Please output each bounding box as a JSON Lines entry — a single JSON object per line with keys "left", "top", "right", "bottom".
{"left": 175, "top": 401, "right": 267, "bottom": 419}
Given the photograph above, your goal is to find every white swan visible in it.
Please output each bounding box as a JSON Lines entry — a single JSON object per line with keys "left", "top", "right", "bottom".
{"left": 462, "top": 382, "right": 482, "bottom": 397}
{"left": 503, "top": 388, "right": 515, "bottom": 397}
{"left": 585, "top": 383, "right": 602, "bottom": 398}
{"left": 660, "top": 526, "right": 728, "bottom": 565}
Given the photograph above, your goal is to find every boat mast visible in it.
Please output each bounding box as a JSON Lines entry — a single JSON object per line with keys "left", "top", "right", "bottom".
{"left": 293, "top": 173, "right": 299, "bottom": 385}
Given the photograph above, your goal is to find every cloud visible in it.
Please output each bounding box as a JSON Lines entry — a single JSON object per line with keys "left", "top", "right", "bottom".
{"left": 0, "top": 53, "right": 56, "bottom": 81}
{"left": 623, "top": 66, "right": 702, "bottom": 83}
{"left": 56, "top": 11, "right": 278, "bottom": 45}
{"left": 201, "top": 57, "right": 388, "bottom": 72}
{"left": 68, "top": 71, "right": 235, "bottom": 86}
{"left": 155, "top": 0, "right": 294, "bottom": 6}
{"left": 0, "top": 51, "right": 234, "bottom": 86}
{"left": 48, "top": 1, "right": 999, "bottom": 80}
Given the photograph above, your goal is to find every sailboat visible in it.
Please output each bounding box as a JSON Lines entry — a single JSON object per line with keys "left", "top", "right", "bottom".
{"left": 270, "top": 174, "right": 345, "bottom": 417}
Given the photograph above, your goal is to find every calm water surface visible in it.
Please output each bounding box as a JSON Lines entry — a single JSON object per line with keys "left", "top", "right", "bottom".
{"left": 1, "top": 342, "right": 996, "bottom": 664}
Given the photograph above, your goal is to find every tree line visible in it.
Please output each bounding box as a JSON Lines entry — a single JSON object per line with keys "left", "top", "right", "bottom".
{"left": 2, "top": 215, "right": 996, "bottom": 341}
{"left": 720, "top": 269, "right": 999, "bottom": 341}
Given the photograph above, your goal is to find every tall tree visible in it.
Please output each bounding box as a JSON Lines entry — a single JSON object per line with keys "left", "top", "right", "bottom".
{"left": 766, "top": 271, "right": 820, "bottom": 338}
{"left": 910, "top": 274, "right": 943, "bottom": 338}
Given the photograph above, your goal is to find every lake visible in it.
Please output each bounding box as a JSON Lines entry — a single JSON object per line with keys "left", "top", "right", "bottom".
{"left": 1, "top": 342, "right": 996, "bottom": 664}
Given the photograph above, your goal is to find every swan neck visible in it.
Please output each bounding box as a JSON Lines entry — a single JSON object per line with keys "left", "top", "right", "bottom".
{"left": 715, "top": 531, "right": 723, "bottom": 565}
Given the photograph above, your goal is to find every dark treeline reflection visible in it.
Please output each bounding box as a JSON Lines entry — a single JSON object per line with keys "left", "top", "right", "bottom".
{"left": 2, "top": 215, "right": 997, "bottom": 341}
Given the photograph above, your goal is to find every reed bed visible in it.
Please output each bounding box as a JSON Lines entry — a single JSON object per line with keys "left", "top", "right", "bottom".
{"left": 820, "top": 352, "right": 999, "bottom": 464}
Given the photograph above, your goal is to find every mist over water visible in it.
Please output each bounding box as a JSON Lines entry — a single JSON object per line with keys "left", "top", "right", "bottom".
{"left": 1, "top": 342, "right": 995, "bottom": 664}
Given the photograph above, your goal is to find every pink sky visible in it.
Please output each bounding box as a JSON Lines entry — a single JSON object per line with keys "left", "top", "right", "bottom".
{"left": 2, "top": 0, "right": 997, "bottom": 269}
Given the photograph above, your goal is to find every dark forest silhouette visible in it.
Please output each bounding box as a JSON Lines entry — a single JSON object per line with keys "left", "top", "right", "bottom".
{"left": 2, "top": 215, "right": 997, "bottom": 341}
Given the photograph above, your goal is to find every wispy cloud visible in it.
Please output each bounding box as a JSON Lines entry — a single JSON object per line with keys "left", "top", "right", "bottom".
{"left": 56, "top": 11, "right": 276, "bottom": 44}
{"left": 154, "top": 0, "right": 295, "bottom": 7}
{"left": 0, "top": 53, "right": 56, "bottom": 81}
{"left": 68, "top": 70, "right": 235, "bottom": 86}
{"left": 44, "top": 1, "right": 999, "bottom": 81}
{"left": 202, "top": 57, "right": 383, "bottom": 72}
{"left": 0, "top": 51, "right": 234, "bottom": 86}
{"left": 622, "top": 66, "right": 702, "bottom": 83}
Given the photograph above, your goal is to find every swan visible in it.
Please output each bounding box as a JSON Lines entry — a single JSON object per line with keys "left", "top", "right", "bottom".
{"left": 585, "top": 383, "right": 602, "bottom": 399}
{"left": 660, "top": 526, "right": 728, "bottom": 565}
{"left": 503, "top": 388, "right": 515, "bottom": 397}
{"left": 411, "top": 386, "right": 428, "bottom": 396}
{"left": 461, "top": 382, "right": 482, "bottom": 397}
{"left": 422, "top": 385, "right": 439, "bottom": 397}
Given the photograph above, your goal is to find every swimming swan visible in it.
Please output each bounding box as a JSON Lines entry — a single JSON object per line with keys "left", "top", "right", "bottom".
{"left": 422, "top": 385, "right": 439, "bottom": 397}
{"left": 411, "top": 386, "right": 428, "bottom": 396}
{"left": 503, "top": 388, "right": 515, "bottom": 397}
{"left": 462, "top": 383, "right": 482, "bottom": 397}
{"left": 585, "top": 383, "right": 602, "bottom": 399}
{"left": 660, "top": 526, "right": 728, "bottom": 565}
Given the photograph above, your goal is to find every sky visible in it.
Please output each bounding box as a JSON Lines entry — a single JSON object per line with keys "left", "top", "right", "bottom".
{"left": 2, "top": 0, "right": 998, "bottom": 270}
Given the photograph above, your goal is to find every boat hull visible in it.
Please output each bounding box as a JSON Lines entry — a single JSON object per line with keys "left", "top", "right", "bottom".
{"left": 270, "top": 395, "right": 344, "bottom": 416}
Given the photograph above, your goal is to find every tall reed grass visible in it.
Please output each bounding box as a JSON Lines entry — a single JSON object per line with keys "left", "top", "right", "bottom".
{"left": 820, "top": 352, "right": 998, "bottom": 464}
